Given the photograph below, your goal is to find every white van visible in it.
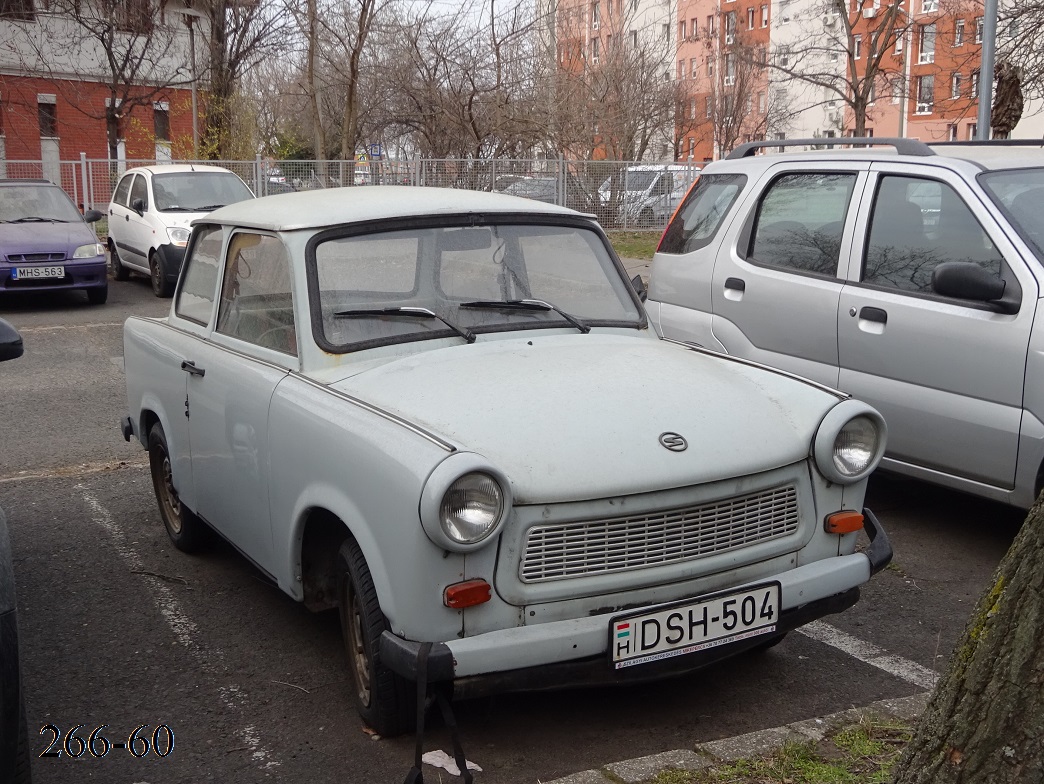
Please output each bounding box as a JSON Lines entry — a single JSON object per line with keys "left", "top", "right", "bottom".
{"left": 598, "top": 164, "right": 700, "bottom": 225}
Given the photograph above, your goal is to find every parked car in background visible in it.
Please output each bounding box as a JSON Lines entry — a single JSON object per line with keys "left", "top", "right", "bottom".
{"left": 500, "top": 176, "right": 561, "bottom": 204}
{"left": 121, "top": 186, "right": 891, "bottom": 737}
{"left": 598, "top": 164, "right": 701, "bottom": 226}
{"left": 648, "top": 138, "right": 1044, "bottom": 508}
{"left": 0, "top": 317, "right": 30, "bottom": 783}
{"left": 0, "top": 179, "right": 107, "bottom": 305}
{"left": 107, "top": 164, "right": 254, "bottom": 297}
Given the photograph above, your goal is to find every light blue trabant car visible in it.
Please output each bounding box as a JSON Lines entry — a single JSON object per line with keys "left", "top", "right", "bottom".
{"left": 121, "top": 186, "right": 892, "bottom": 736}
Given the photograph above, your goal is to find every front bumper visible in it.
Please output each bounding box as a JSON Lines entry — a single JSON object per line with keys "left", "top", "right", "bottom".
{"left": 154, "top": 243, "right": 187, "bottom": 285}
{"left": 380, "top": 509, "right": 892, "bottom": 696}
{"left": 0, "top": 258, "right": 108, "bottom": 293}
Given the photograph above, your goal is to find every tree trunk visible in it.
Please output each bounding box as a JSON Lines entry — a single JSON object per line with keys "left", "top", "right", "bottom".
{"left": 891, "top": 497, "right": 1044, "bottom": 784}
{"left": 306, "top": 0, "right": 325, "bottom": 160}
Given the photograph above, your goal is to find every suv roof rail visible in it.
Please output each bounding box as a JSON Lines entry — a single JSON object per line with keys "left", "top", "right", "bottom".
{"left": 726, "top": 138, "right": 935, "bottom": 159}
{"left": 930, "top": 139, "right": 1044, "bottom": 148}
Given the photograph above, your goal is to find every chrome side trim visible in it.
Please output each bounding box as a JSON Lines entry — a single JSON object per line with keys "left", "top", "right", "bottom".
{"left": 290, "top": 373, "right": 457, "bottom": 452}
{"left": 662, "top": 337, "right": 848, "bottom": 399}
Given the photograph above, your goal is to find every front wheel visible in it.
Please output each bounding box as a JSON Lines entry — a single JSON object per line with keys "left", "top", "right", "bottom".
{"left": 149, "top": 251, "right": 174, "bottom": 297}
{"left": 109, "top": 239, "right": 130, "bottom": 281}
{"left": 337, "top": 538, "right": 415, "bottom": 736}
{"left": 148, "top": 424, "right": 206, "bottom": 552}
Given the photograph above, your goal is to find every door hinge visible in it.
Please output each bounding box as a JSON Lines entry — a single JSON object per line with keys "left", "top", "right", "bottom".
{"left": 184, "top": 395, "right": 190, "bottom": 419}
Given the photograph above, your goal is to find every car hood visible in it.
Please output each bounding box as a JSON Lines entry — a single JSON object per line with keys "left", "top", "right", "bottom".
{"left": 0, "top": 222, "right": 95, "bottom": 256}
{"left": 322, "top": 334, "right": 840, "bottom": 504}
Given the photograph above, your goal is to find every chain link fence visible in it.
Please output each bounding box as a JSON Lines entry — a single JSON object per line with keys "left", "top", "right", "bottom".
{"left": 1, "top": 155, "right": 703, "bottom": 231}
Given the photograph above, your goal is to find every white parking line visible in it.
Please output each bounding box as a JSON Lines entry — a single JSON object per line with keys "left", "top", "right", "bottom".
{"left": 797, "top": 620, "right": 939, "bottom": 690}
{"left": 77, "top": 485, "right": 281, "bottom": 770}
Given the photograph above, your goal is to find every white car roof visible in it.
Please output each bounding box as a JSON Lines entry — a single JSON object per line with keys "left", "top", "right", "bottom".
{"left": 197, "top": 186, "right": 585, "bottom": 232}
{"left": 126, "top": 164, "right": 239, "bottom": 177}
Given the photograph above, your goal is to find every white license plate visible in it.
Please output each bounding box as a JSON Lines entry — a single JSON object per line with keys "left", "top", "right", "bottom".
{"left": 610, "top": 582, "right": 781, "bottom": 669}
{"left": 13, "top": 266, "right": 65, "bottom": 280}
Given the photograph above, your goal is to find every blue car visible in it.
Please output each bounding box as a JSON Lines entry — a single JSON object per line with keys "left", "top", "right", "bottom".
{"left": 0, "top": 179, "right": 108, "bottom": 305}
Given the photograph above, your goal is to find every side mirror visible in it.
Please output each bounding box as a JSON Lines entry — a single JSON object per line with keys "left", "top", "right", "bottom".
{"left": 631, "top": 274, "right": 648, "bottom": 303}
{"left": 83, "top": 208, "right": 103, "bottom": 223}
{"left": 932, "top": 261, "right": 1006, "bottom": 303}
{"left": 0, "top": 318, "right": 24, "bottom": 362}
{"left": 131, "top": 197, "right": 147, "bottom": 214}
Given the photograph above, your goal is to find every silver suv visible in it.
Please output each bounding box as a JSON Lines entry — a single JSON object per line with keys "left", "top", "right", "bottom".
{"left": 647, "top": 138, "right": 1044, "bottom": 508}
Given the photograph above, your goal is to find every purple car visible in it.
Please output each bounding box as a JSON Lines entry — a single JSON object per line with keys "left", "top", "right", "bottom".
{"left": 0, "top": 179, "right": 108, "bottom": 305}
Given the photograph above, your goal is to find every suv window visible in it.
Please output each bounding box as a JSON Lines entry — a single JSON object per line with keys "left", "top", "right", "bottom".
{"left": 748, "top": 173, "right": 856, "bottom": 276}
{"left": 129, "top": 174, "right": 148, "bottom": 210}
{"left": 864, "top": 176, "right": 1003, "bottom": 294}
{"left": 978, "top": 168, "right": 1044, "bottom": 263}
{"left": 658, "top": 173, "right": 746, "bottom": 254}
{"left": 216, "top": 233, "right": 297, "bottom": 355}
{"left": 112, "top": 174, "right": 133, "bottom": 207}
{"left": 175, "top": 226, "right": 223, "bottom": 325}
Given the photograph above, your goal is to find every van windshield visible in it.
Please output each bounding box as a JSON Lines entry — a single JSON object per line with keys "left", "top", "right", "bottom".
{"left": 979, "top": 168, "right": 1044, "bottom": 263}
{"left": 153, "top": 172, "right": 254, "bottom": 212}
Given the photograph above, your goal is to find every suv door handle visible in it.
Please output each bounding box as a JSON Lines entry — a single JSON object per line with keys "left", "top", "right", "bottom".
{"left": 858, "top": 306, "right": 887, "bottom": 324}
{"left": 725, "top": 277, "right": 745, "bottom": 292}
{"left": 181, "top": 360, "right": 205, "bottom": 377}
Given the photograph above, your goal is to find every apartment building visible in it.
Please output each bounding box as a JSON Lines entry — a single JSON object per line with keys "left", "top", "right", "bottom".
{"left": 0, "top": 0, "right": 201, "bottom": 178}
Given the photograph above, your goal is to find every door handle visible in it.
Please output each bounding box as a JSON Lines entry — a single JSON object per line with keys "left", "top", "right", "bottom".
{"left": 858, "top": 306, "right": 887, "bottom": 324}
{"left": 724, "top": 277, "right": 746, "bottom": 292}
{"left": 181, "top": 360, "right": 205, "bottom": 377}
{"left": 125, "top": 214, "right": 130, "bottom": 221}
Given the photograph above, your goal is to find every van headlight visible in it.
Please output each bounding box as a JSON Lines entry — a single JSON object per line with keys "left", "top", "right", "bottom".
{"left": 813, "top": 402, "right": 886, "bottom": 484}
{"left": 167, "top": 227, "right": 191, "bottom": 247}
{"left": 421, "top": 454, "right": 512, "bottom": 552}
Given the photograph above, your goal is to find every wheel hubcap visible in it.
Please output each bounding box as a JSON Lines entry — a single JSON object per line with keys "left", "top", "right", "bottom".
{"left": 346, "top": 586, "right": 372, "bottom": 707}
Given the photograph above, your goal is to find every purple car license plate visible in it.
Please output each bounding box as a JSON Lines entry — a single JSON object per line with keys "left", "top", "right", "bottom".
{"left": 12, "top": 266, "right": 65, "bottom": 280}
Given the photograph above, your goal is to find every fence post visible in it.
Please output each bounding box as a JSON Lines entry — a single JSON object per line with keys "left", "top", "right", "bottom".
{"left": 79, "top": 152, "right": 90, "bottom": 211}
{"left": 558, "top": 155, "right": 565, "bottom": 207}
{"left": 255, "top": 154, "right": 263, "bottom": 196}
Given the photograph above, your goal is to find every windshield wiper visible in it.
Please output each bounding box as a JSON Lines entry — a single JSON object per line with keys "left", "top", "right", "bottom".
{"left": 10, "top": 216, "right": 62, "bottom": 223}
{"left": 160, "top": 206, "right": 196, "bottom": 212}
{"left": 189, "top": 204, "right": 225, "bottom": 211}
{"left": 459, "top": 299, "right": 590, "bottom": 334}
{"left": 333, "top": 306, "right": 475, "bottom": 343}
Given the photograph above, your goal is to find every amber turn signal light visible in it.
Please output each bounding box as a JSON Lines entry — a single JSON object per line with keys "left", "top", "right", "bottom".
{"left": 444, "top": 579, "right": 492, "bottom": 609}
{"left": 825, "top": 510, "right": 864, "bottom": 534}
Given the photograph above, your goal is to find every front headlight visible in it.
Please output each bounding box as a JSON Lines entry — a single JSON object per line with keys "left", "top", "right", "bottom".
{"left": 167, "top": 227, "right": 191, "bottom": 247}
{"left": 72, "top": 243, "right": 105, "bottom": 259}
{"left": 440, "top": 473, "right": 504, "bottom": 544}
{"left": 813, "top": 401, "right": 887, "bottom": 484}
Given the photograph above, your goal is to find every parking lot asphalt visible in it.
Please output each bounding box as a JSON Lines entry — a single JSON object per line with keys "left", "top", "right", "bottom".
{"left": 0, "top": 272, "right": 1026, "bottom": 782}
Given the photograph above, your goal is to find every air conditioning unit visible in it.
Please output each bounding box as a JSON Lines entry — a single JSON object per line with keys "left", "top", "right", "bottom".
{"left": 828, "top": 110, "right": 841, "bottom": 124}
{"left": 724, "top": 76, "right": 735, "bottom": 86}
{"left": 863, "top": 7, "right": 876, "bottom": 18}
{"left": 916, "top": 102, "right": 933, "bottom": 114}
{"left": 592, "top": 55, "right": 599, "bottom": 64}
{"left": 824, "top": 14, "right": 837, "bottom": 27}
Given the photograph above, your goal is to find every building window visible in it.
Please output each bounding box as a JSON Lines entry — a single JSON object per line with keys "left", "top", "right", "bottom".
{"left": 705, "top": 97, "right": 712, "bottom": 118}
{"left": 688, "top": 137, "right": 695, "bottom": 158}
{"left": 777, "top": 46, "right": 790, "bottom": 68}
{"left": 662, "top": 23, "right": 669, "bottom": 41}
{"left": 975, "top": 16, "right": 983, "bottom": 43}
{"left": 895, "top": 29, "right": 904, "bottom": 53}
{"left": 691, "top": 18, "right": 698, "bottom": 37}
{"left": 948, "top": 123, "right": 958, "bottom": 141}
{"left": 854, "top": 34, "right": 862, "bottom": 59}
{"left": 725, "top": 52, "right": 736, "bottom": 85}
{"left": 951, "top": 72, "right": 962, "bottom": 99}
{"left": 968, "top": 123, "right": 977, "bottom": 140}
{"left": 707, "top": 15, "right": 715, "bottom": 37}
{"left": 0, "top": 0, "right": 35, "bottom": 21}
{"left": 678, "top": 59, "right": 684, "bottom": 79}
{"left": 707, "top": 56, "right": 714, "bottom": 76}
{"left": 747, "top": 7, "right": 755, "bottom": 28}
{"left": 116, "top": 0, "right": 154, "bottom": 33}
{"left": 918, "top": 23, "right": 936, "bottom": 63}
{"left": 761, "top": 4, "right": 768, "bottom": 27}
{"left": 725, "top": 11, "right": 736, "bottom": 43}
{"left": 921, "top": 0, "right": 937, "bottom": 12}
{"left": 954, "top": 19, "right": 965, "bottom": 46}
{"left": 37, "top": 97, "right": 57, "bottom": 137}
{"left": 154, "top": 106, "right": 170, "bottom": 140}
{"left": 630, "top": 30, "right": 637, "bottom": 47}
{"left": 690, "top": 58, "right": 698, "bottom": 78}
{"left": 971, "top": 70, "right": 979, "bottom": 98}
{"left": 758, "top": 91, "right": 766, "bottom": 113}
{"left": 591, "top": 1, "right": 600, "bottom": 29}
{"left": 690, "top": 98, "right": 696, "bottom": 119}
{"left": 915, "top": 74, "right": 934, "bottom": 113}
{"left": 679, "top": 20, "right": 686, "bottom": 40}
{"left": 591, "top": 36, "right": 600, "bottom": 63}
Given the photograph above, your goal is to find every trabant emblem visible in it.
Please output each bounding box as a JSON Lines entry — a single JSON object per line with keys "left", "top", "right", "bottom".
{"left": 659, "top": 432, "right": 688, "bottom": 452}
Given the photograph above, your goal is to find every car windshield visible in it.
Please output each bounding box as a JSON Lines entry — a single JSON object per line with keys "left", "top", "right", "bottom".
{"left": 978, "top": 168, "right": 1044, "bottom": 263}
{"left": 152, "top": 172, "right": 254, "bottom": 212}
{"left": 311, "top": 221, "right": 643, "bottom": 352}
{"left": 0, "top": 184, "right": 83, "bottom": 223}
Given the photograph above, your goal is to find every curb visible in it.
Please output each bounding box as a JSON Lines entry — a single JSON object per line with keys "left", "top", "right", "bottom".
{"left": 543, "top": 691, "right": 930, "bottom": 784}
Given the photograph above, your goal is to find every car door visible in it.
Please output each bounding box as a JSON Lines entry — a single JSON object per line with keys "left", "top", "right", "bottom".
{"left": 837, "top": 164, "right": 1039, "bottom": 490}
{"left": 119, "top": 173, "right": 153, "bottom": 270}
{"left": 108, "top": 173, "right": 143, "bottom": 270}
{"left": 185, "top": 230, "right": 296, "bottom": 577}
{"left": 709, "top": 162, "right": 870, "bottom": 388}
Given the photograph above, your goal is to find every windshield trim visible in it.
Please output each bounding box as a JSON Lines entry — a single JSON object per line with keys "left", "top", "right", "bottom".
{"left": 304, "top": 213, "right": 646, "bottom": 355}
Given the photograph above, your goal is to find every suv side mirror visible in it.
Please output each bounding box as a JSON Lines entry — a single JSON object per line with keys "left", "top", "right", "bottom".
{"left": 131, "top": 197, "right": 147, "bottom": 214}
{"left": 932, "top": 262, "right": 1009, "bottom": 306}
{"left": 84, "top": 208, "right": 103, "bottom": 223}
{"left": 0, "top": 318, "right": 24, "bottom": 362}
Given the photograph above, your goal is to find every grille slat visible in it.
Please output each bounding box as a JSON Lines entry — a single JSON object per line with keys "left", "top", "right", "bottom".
{"left": 7, "top": 252, "right": 66, "bottom": 263}
{"left": 520, "top": 486, "right": 799, "bottom": 582}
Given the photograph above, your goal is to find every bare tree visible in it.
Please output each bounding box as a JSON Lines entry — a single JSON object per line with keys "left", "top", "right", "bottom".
{"left": 999, "top": 1, "right": 1044, "bottom": 103}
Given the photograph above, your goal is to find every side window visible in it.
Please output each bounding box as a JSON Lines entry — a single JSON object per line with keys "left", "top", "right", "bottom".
{"left": 748, "top": 172, "right": 856, "bottom": 276}
{"left": 216, "top": 233, "right": 297, "bottom": 355}
{"left": 175, "top": 226, "right": 223, "bottom": 325}
{"left": 112, "top": 174, "right": 133, "bottom": 207}
{"left": 658, "top": 173, "right": 746, "bottom": 254}
{"left": 129, "top": 174, "right": 148, "bottom": 211}
{"left": 863, "top": 176, "right": 1003, "bottom": 294}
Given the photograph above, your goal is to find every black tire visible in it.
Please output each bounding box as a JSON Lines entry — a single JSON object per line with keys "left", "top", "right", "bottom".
{"left": 109, "top": 239, "right": 130, "bottom": 281}
{"left": 337, "top": 538, "right": 415, "bottom": 737}
{"left": 14, "top": 695, "right": 30, "bottom": 783}
{"left": 148, "top": 424, "right": 206, "bottom": 552}
{"left": 86, "top": 283, "right": 108, "bottom": 305}
{"left": 149, "top": 251, "right": 174, "bottom": 298}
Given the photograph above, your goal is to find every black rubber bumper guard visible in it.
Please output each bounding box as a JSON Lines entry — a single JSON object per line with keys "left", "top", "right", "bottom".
{"left": 382, "top": 507, "right": 893, "bottom": 696}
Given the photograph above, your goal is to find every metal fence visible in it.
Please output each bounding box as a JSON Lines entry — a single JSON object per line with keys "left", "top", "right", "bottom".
{"left": 0, "top": 155, "right": 703, "bottom": 230}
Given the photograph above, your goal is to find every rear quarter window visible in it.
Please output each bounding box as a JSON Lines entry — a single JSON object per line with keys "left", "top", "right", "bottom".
{"left": 657, "top": 174, "right": 746, "bottom": 254}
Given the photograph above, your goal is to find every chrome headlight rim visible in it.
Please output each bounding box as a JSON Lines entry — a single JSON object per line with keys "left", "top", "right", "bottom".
{"left": 420, "top": 454, "right": 512, "bottom": 553}
{"left": 72, "top": 242, "right": 105, "bottom": 259}
{"left": 813, "top": 401, "right": 887, "bottom": 485}
{"left": 166, "top": 226, "right": 191, "bottom": 247}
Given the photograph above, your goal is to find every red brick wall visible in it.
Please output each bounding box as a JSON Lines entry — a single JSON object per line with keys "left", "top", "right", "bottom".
{"left": 0, "top": 75, "right": 197, "bottom": 160}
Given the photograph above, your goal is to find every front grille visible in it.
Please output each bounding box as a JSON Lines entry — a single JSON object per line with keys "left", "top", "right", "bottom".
{"left": 6, "top": 252, "right": 66, "bottom": 263}
{"left": 520, "top": 485, "right": 799, "bottom": 583}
